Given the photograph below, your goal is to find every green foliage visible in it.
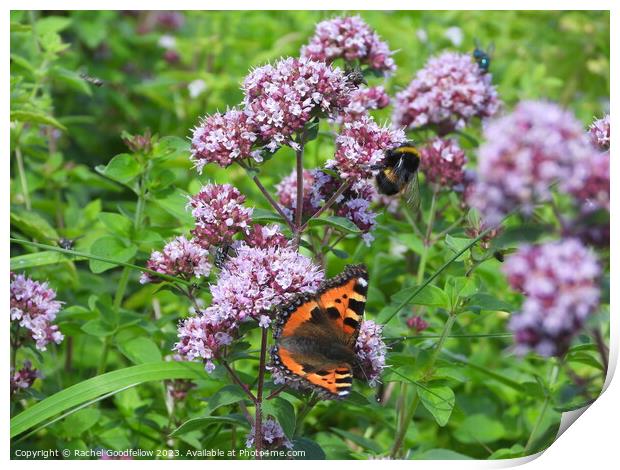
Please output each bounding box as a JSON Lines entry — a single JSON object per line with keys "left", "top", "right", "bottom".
{"left": 10, "top": 10, "right": 609, "bottom": 461}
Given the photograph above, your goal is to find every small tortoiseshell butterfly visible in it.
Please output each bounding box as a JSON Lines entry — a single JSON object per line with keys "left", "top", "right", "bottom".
{"left": 271, "top": 264, "right": 368, "bottom": 399}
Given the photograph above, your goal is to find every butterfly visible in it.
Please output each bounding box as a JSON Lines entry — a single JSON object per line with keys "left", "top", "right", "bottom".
{"left": 271, "top": 264, "right": 368, "bottom": 399}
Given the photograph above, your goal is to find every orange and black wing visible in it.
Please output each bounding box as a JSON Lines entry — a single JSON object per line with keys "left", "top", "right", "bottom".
{"left": 315, "top": 264, "right": 369, "bottom": 341}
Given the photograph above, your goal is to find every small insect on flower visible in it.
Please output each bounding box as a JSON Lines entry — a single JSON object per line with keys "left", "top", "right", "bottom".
{"left": 472, "top": 39, "right": 494, "bottom": 73}
{"left": 212, "top": 243, "right": 236, "bottom": 269}
{"left": 373, "top": 142, "right": 422, "bottom": 212}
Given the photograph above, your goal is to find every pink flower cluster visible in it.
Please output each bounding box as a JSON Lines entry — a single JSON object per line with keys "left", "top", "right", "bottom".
{"left": 355, "top": 320, "right": 387, "bottom": 386}
{"left": 175, "top": 225, "right": 324, "bottom": 372}
{"left": 504, "top": 239, "right": 600, "bottom": 356}
{"left": 276, "top": 168, "right": 380, "bottom": 242}
{"left": 301, "top": 15, "right": 396, "bottom": 75}
{"left": 407, "top": 315, "right": 429, "bottom": 333}
{"left": 337, "top": 85, "right": 391, "bottom": 123}
{"left": 189, "top": 184, "right": 253, "bottom": 247}
{"left": 10, "top": 273, "right": 63, "bottom": 351}
{"left": 190, "top": 109, "right": 258, "bottom": 171}
{"left": 11, "top": 360, "right": 41, "bottom": 394}
{"left": 245, "top": 417, "right": 293, "bottom": 450}
{"left": 588, "top": 114, "right": 610, "bottom": 151}
{"left": 468, "top": 101, "right": 598, "bottom": 225}
{"left": 243, "top": 57, "right": 351, "bottom": 151}
{"left": 420, "top": 137, "right": 468, "bottom": 189}
{"left": 328, "top": 114, "right": 406, "bottom": 179}
{"left": 393, "top": 52, "right": 499, "bottom": 133}
{"left": 140, "top": 236, "right": 211, "bottom": 284}
{"left": 568, "top": 150, "right": 610, "bottom": 212}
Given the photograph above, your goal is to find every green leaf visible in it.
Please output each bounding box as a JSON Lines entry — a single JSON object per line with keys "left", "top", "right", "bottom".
{"left": 252, "top": 207, "right": 286, "bottom": 223}
{"left": 292, "top": 437, "right": 326, "bottom": 460}
{"left": 444, "top": 235, "right": 471, "bottom": 262}
{"left": 34, "top": 16, "right": 72, "bottom": 35}
{"left": 466, "top": 293, "right": 514, "bottom": 313}
{"left": 10, "top": 110, "right": 67, "bottom": 131}
{"left": 169, "top": 416, "right": 248, "bottom": 437}
{"left": 88, "top": 236, "right": 137, "bottom": 273}
{"left": 10, "top": 251, "right": 83, "bottom": 270}
{"left": 50, "top": 67, "right": 92, "bottom": 96}
{"left": 10, "top": 212, "right": 59, "bottom": 243}
{"left": 11, "top": 361, "right": 206, "bottom": 438}
{"left": 454, "top": 414, "right": 505, "bottom": 444}
{"left": 81, "top": 319, "right": 116, "bottom": 337}
{"left": 418, "top": 384, "right": 455, "bottom": 427}
{"left": 205, "top": 384, "right": 248, "bottom": 415}
{"left": 308, "top": 216, "right": 361, "bottom": 234}
{"left": 96, "top": 153, "right": 141, "bottom": 186}
{"left": 331, "top": 428, "right": 383, "bottom": 453}
{"left": 11, "top": 22, "right": 31, "bottom": 33}
{"left": 98, "top": 212, "right": 133, "bottom": 238}
{"left": 263, "top": 397, "right": 295, "bottom": 437}
{"left": 119, "top": 337, "right": 162, "bottom": 364}
{"left": 62, "top": 408, "right": 101, "bottom": 438}
{"left": 391, "top": 284, "right": 450, "bottom": 309}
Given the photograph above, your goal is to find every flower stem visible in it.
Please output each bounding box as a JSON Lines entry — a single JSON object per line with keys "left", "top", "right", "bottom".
{"left": 14, "top": 146, "right": 31, "bottom": 211}
{"left": 239, "top": 162, "right": 295, "bottom": 232}
{"left": 523, "top": 362, "right": 559, "bottom": 455}
{"left": 294, "top": 394, "right": 319, "bottom": 437}
{"left": 294, "top": 136, "right": 305, "bottom": 246}
{"left": 299, "top": 180, "right": 351, "bottom": 233}
{"left": 592, "top": 327, "right": 609, "bottom": 377}
{"left": 254, "top": 327, "right": 269, "bottom": 459}
{"left": 390, "top": 312, "right": 457, "bottom": 458}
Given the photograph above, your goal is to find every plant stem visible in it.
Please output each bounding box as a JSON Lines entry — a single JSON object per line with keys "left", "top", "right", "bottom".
{"left": 294, "top": 394, "right": 319, "bottom": 437}
{"left": 254, "top": 327, "right": 269, "bottom": 459}
{"left": 592, "top": 327, "right": 609, "bottom": 377}
{"left": 239, "top": 161, "right": 295, "bottom": 232}
{"left": 98, "top": 170, "right": 147, "bottom": 375}
{"left": 523, "top": 363, "right": 559, "bottom": 455}
{"left": 10, "top": 238, "right": 193, "bottom": 286}
{"left": 220, "top": 359, "right": 256, "bottom": 402}
{"left": 390, "top": 313, "right": 457, "bottom": 458}
{"left": 14, "top": 146, "right": 31, "bottom": 211}
{"left": 299, "top": 180, "right": 351, "bottom": 232}
{"left": 403, "top": 208, "right": 424, "bottom": 240}
{"left": 294, "top": 136, "right": 305, "bottom": 246}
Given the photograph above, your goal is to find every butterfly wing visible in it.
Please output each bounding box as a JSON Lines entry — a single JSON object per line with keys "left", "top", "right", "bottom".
{"left": 271, "top": 264, "right": 368, "bottom": 399}
{"left": 315, "top": 264, "right": 368, "bottom": 341}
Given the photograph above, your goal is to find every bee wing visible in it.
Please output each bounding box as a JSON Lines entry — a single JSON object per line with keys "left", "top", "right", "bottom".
{"left": 402, "top": 172, "right": 421, "bottom": 213}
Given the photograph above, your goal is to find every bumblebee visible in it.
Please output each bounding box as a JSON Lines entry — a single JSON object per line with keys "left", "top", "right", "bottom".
{"left": 344, "top": 65, "right": 367, "bottom": 89}
{"left": 374, "top": 142, "right": 421, "bottom": 211}
{"left": 472, "top": 40, "right": 494, "bottom": 73}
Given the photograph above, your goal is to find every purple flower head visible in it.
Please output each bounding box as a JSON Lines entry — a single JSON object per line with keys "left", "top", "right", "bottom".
{"left": 245, "top": 417, "right": 293, "bottom": 450}
{"left": 174, "top": 314, "right": 233, "bottom": 372}
{"left": 10, "top": 273, "right": 63, "bottom": 351}
{"left": 420, "top": 137, "right": 468, "bottom": 189}
{"left": 393, "top": 51, "right": 499, "bottom": 133}
{"left": 243, "top": 57, "right": 351, "bottom": 152}
{"left": 504, "top": 239, "right": 600, "bottom": 357}
{"left": 467, "top": 101, "right": 598, "bottom": 225}
{"left": 190, "top": 109, "right": 258, "bottom": 171}
{"left": 164, "top": 354, "right": 196, "bottom": 401}
{"left": 189, "top": 184, "right": 253, "bottom": 247}
{"left": 567, "top": 150, "right": 610, "bottom": 212}
{"left": 175, "top": 237, "right": 323, "bottom": 371}
{"left": 11, "top": 360, "right": 42, "bottom": 394}
{"left": 208, "top": 243, "right": 323, "bottom": 324}
{"left": 328, "top": 114, "right": 406, "bottom": 180}
{"left": 406, "top": 315, "right": 429, "bottom": 333}
{"left": 336, "top": 197, "right": 377, "bottom": 244}
{"left": 588, "top": 114, "right": 610, "bottom": 151}
{"left": 140, "top": 236, "right": 211, "bottom": 284}
{"left": 301, "top": 16, "right": 396, "bottom": 75}
{"left": 275, "top": 168, "right": 320, "bottom": 220}
{"left": 244, "top": 224, "right": 289, "bottom": 250}
{"left": 355, "top": 320, "right": 387, "bottom": 386}
{"left": 337, "top": 85, "right": 391, "bottom": 124}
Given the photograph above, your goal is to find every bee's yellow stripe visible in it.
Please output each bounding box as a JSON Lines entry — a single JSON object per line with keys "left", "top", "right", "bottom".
{"left": 393, "top": 146, "right": 421, "bottom": 157}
